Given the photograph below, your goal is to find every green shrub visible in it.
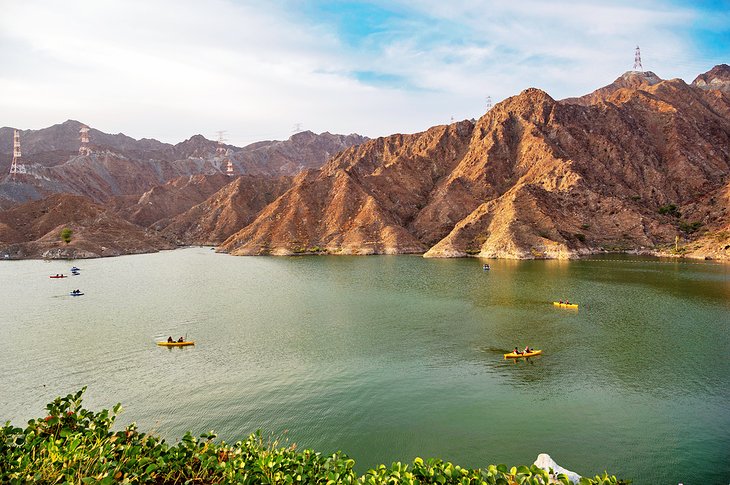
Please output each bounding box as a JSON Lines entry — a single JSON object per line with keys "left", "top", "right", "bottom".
{"left": 658, "top": 204, "right": 680, "bottom": 218}
{"left": 575, "top": 233, "right": 586, "bottom": 243}
{"left": 0, "top": 389, "right": 628, "bottom": 484}
{"left": 60, "top": 227, "right": 73, "bottom": 244}
{"left": 678, "top": 221, "right": 702, "bottom": 234}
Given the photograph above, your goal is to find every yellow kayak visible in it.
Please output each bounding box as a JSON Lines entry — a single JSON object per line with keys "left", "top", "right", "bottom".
{"left": 157, "top": 341, "right": 195, "bottom": 347}
{"left": 504, "top": 350, "right": 542, "bottom": 359}
{"left": 553, "top": 302, "right": 578, "bottom": 309}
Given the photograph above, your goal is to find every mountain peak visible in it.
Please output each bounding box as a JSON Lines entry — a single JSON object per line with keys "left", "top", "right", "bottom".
{"left": 615, "top": 70, "right": 662, "bottom": 87}
{"left": 692, "top": 64, "right": 730, "bottom": 92}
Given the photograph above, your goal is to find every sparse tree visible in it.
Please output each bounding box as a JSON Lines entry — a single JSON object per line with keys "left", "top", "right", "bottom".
{"left": 60, "top": 227, "right": 73, "bottom": 244}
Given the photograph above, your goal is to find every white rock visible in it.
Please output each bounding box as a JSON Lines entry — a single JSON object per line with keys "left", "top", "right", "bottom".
{"left": 533, "top": 453, "right": 582, "bottom": 484}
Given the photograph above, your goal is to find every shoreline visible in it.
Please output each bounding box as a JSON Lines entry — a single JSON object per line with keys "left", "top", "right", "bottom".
{"left": 2, "top": 244, "right": 728, "bottom": 263}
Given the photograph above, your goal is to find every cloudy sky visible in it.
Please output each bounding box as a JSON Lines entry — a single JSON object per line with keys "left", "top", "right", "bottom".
{"left": 1, "top": 0, "right": 728, "bottom": 146}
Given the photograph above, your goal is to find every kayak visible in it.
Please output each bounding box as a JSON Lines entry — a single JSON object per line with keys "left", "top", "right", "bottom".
{"left": 157, "top": 341, "right": 195, "bottom": 347}
{"left": 553, "top": 302, "right": 578, "bottom": 309}
{"left": 69, "top": 292, "right": 84, "bottom": 296}
{"left": 49, "top": 275, "right": 67, "bottom": 278}
{"left": 504, "top": 350, "right": 542, "bottom": 359}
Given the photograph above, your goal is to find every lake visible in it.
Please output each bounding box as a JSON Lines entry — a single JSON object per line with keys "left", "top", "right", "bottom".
{"left": 1, "top": 248, "right": 728, "bottom": 483}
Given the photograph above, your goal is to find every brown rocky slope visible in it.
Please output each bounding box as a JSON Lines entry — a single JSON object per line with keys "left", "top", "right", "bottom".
{"left": 220, "top": 66, "right": 730, "bottom": 260}
{"left": 0, "top": 194, "right": 174, "bottom": 259}
{"left": 156, "top": 175, "right": 292, "bottom": 245}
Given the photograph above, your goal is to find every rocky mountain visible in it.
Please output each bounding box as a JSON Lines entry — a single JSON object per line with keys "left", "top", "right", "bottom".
{"left": 156, "top": 175, "right": 292, "bottom": 245}
{"left": 230, "top": 131, "right": 369, "bottom": 176}
{"left": 114, "top": 174, "right": 234, "bottom": 227}
{"left": 692, "top": 64, "right": 730, "bottom": 93}
{"left": 220, "top": 65, "right": 730, "bottom": 260}
{"left": 0, "top": 194, "right": 174, "bottom": 259}
{"left": 562, "top": 70, "right": 663, "bottom": 106}
{"left": 0, "top": 122, "right": 366, "bottom": 207}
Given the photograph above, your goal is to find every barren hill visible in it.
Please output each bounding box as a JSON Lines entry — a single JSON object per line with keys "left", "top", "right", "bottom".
{"left": 0, "top": 194, "right": 174, "bottom": 259}
{"left": 157, "top": 175, "right": 292, "bottom": 245}
{"left": 220, "top": 65, "right": 730, "bottom": 260}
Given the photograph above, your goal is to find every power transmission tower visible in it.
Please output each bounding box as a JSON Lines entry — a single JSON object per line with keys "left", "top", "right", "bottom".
{"left": 215, "top": 131, "right": 227, "bottom": 156}
{"left": 79, "top": 125, "right": 92, "bottom": 155}
{"left": 486, "top": 95, "right": 493, "bottom": 111}
{"left": 9, "top": 129, "right": 22, "bottom": 178}
{"left": 292, "top": 123, "right": 303, "bottom": 133}
{"left": 633, "top": 46, "right": 643, "bottom": 72}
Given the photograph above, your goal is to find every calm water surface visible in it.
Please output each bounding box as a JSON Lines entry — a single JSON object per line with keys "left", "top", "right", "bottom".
{"left": 1, "top": 248, "right": 728, "bottom": 483}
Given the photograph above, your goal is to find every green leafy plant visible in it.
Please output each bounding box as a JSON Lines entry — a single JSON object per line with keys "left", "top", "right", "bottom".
{"left": 574, "top": 233, "right": 586, "bottom": 243}
{"left": 60, "top": 227, "right": 73, "bottom": 244}
{"left": 658, "top": 204, "right": 680, "bottom": 218}
{"left": 678, "top": 221, "right": 702, "bottom": 234}
{"left": 0, "top": 389, "right": 628, "bottom": 484}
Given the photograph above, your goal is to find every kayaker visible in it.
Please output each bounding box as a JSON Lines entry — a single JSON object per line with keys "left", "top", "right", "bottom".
{"left": 167, "top": 336, "right": 173, "bottom": 343}
{"left": 524, "top": 345, "right": 531, "bottom": 354}
{"left": 177, "top": 336, "right": 184, "bottom": 343}
{"left": 514, "top": 346, "right": 522, "bottom": 355}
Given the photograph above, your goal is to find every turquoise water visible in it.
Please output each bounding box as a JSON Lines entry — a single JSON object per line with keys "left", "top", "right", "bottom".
{"left": 1, "top": 248, "right": 728, "bottom": 483}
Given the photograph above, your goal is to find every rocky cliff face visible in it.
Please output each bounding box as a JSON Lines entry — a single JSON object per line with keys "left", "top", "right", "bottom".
{"left": 220, "top": 65, "right": 730, "bottom": 260}
{"left": 0, "top": 194, "right": 174, "bottom": 259}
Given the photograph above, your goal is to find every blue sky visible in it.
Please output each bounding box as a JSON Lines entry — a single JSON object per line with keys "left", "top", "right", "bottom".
{"left": 0, "top": 0, "right": 728, "bottom": 146}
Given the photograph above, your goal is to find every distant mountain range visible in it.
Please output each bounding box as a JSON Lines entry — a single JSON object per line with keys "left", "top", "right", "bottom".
{"left": 1, "top": 65, "right": 728, "bottom": 260}
{"left": 0, "top": 121, "right": 366, "bottom": 207}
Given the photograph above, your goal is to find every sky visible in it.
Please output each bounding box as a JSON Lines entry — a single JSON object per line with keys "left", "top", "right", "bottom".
{"left": 1, "top": 0, "right": 728, "bottom": 147}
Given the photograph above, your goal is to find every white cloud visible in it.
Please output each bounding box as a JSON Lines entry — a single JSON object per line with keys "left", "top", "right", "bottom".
{"left": 0, "top": 0, "right": 724, "bottom": 146}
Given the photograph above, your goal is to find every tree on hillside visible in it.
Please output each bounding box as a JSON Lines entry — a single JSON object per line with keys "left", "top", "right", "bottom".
{"left": 60, "top": 227, "right": 73, "bottom": 244}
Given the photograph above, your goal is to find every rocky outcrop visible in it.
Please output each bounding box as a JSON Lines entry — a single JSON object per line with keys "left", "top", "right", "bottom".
{"left": 220, "top": 66, "right": 730, "bottom": 260}
{"left": 692, "top": 64, "right": 730, "bottom": 93}
{"left": 157, "top": 175, "right": 292, "bottom": 245}
{"left": 533, "top": 454, "right": 581, "bottom": 484}
{"left": 0, "top": 194, "right": 174, "bottom": 259}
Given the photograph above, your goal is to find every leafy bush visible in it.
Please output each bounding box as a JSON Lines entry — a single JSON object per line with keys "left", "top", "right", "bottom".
{"left": 574, "top": 233, "right": 586, "bottom": 243}
{"left": 678, "top": 221, "right": 702, "bottom": 234}
{"left": 658, "top": 204, "right": 680, "bottom": 218}
{"left": 0, "top": 389, "right": 627, "bottom": 484}
{"left": 60, "top": 227, "right": 73, "bottom": 244}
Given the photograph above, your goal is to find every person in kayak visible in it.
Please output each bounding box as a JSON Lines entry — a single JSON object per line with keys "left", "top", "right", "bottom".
{"left": 514, "top": 346, "right": 523, "bottom": 355}
{"left": 524, "top": 345, "right": 532, "bottom": 354}
{"left": 167, "top": 336, "right": 173, "bottom": 343}
{"left": 177, "top": 336, "right": 184, "bottom": 342}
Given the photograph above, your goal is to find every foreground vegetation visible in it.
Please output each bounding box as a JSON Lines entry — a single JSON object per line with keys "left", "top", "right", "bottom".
{"left": 1, "top": 389, "right": 627, "bottom": 484}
